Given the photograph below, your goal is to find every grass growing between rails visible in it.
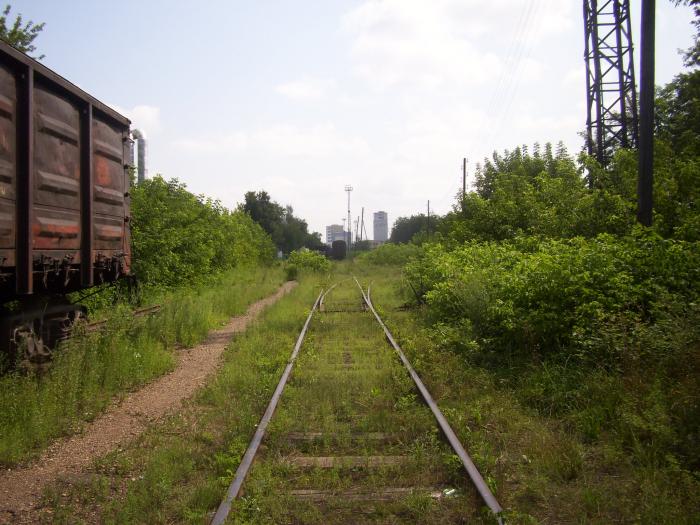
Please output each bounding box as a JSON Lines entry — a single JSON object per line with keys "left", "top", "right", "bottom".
{"left": 232, "top": 278, "right": 480, "bottom": 523}
{"left": 37, "top": 268, "right": 487, "bottom": 524}
{"left": 37, "top": 275, "right": 325, "bottom": 524}
{"left": 0, "top": 266, "right": 284, "bottom": 467}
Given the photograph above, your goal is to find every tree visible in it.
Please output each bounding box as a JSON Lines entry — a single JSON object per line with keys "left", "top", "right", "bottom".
{"left": 0, "top": 4, "right": 45, "bottom": 59}
{"left": 389, "top": 214, "right": 441, "bottom": 244}
{"left": 241, "top": 190, "right": 323, "bottom": 254}
{"left": 673, "top": 0, "right": 700, "bottom": 66}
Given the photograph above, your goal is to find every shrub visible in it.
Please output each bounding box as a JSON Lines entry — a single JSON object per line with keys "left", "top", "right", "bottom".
{"left": 131, "top": 177, "right": 275, "bottom": 287}
{"left": 405, "top": 231, "right": 700, "bottom": 468}
{"left": 356, "top": 243, "right": 423, "bottom": 265}
{"left": 284, "top": 265, "right": 298, "bottom": 281}
{"left": 286, "top": 249, "right": 330, "bottom": 273}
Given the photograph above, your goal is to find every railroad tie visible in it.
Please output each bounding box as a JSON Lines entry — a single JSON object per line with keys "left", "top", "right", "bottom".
{"left": 288, "top": 487, "right": 446, "bottom": 502}
{"left": 285, "top": 432, "right": 399, "bottom": 444}
{"left": 284, "top": 455, "right": 409, "bottom": 469}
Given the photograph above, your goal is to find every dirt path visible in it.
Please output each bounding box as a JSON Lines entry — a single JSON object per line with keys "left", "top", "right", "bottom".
{"left": 0, "top": 281, "right": 296, "bottom": 523}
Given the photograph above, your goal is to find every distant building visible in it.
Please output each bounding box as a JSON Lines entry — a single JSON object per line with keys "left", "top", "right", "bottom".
{"left": 326, "top": 224, "right": 347, "bottom": 245}
{"left": 373, "top": 211, "right": 388, "bottom": 242}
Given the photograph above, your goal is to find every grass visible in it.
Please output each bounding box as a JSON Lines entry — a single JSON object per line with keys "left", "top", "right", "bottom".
{"left": 365, "top": 265, "right": 700, "bottom": 524}
{"left": 34, "top": 261, "right": 700, "bottom": 523}
{"left": 38, "top": 274, "right": 323, "bottom": 523}
{"left": 0, "top": 265, "right": 283, "bottom": 467}
{"left": 233, "top": 277, "right": 481, "bottom": 523}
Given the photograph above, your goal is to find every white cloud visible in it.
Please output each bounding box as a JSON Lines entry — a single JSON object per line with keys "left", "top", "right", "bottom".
{"left": 110, "top": 104, "right": 161, "bottom": 138}
{"left": 342, "top": 0, "right": 504, "bottom": 90}
{"left": 275, "top": 77, "right": 335, "bottom": 100}
{"left": 563, "top": 66, "right": 585, "bottom": 86}
{"left": 341, "top": 0, "right": 574, "bottom": 92}
{"left": 174, "top": 123, "right": 370, "bottom": 158}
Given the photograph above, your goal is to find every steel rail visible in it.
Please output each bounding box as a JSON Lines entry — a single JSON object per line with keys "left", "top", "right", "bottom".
{"left": 85, "top": 304, "right": 162, "bottom": 333}
{"left": 319, "top": 282, "right": 339, "bottom": 311}
{"left": 354, "top": 277, "right": 504, "bottom": 523}
{"left": 210, "top": 288, "right": 325, "bottom": 525}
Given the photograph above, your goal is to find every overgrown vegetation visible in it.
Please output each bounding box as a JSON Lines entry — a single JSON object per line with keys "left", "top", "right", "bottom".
{"left": 131, "top": 177, "right": 275, "bottom": 288}
{"left": 405, "top": 232, "right": 699, "bottom": 468}
{"left": 285, "top": 248, "right": 331, "bottom": 280}
{"left": 370, "top": 276, "right": 699, "bottom": 523}
{"left": 375, "top": 10, "right": 700, "bottom": 520}
{"left": 38, "top": 277, "right": 322, "bottom": 523}
{"left": 242, "top": 190, "right": 324, "bottom": 254}
{"left": 355, "top": 242, "right": 423, "bottom": 266}
{"left": 0, "top": 267, "right": 283, "bottom": 466}
{"left": 1, "top": 176, "right": 285, "bottom": 466}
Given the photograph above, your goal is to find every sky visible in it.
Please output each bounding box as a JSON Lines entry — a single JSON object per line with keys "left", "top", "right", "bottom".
{"left": 12, "top": 0, "right": 697, "bottom": 239}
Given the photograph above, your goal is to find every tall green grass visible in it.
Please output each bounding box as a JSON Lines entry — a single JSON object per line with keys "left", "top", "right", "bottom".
{"left": 0, "top": 266, "right": 283, "bottom": 466}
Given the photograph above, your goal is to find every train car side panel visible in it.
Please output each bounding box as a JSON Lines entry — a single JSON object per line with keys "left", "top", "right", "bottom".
{"left": 0, "top": 63, "right": 16, "bottom": 273}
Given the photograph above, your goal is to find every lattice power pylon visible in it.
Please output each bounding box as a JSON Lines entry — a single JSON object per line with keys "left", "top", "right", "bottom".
{"left": 584, "top": 0, "right": 639, "bottom": 166}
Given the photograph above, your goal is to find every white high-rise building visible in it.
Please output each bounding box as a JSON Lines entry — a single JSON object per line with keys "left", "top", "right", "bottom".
{"left": 373, "top": 211, "right": 388, "bottom": 242}
{"left": 325, "top": 224, "right": 347, "bottom": 245}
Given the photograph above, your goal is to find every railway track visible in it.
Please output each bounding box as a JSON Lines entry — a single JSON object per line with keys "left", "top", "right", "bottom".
{"left": 84, "top": 304, "right": 162, "bottom": 333}
{"left": 211, "top": 278, "right": 503, "bottom": 524}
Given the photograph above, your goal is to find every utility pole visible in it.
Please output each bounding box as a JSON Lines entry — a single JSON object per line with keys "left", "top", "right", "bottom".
{"left": 638, "top": 0, "right": 655, "bottom": 226}
{"left": 355, "top": 216, "right": 359, "bottom": 244}
{"left": 360, "top": 207, "right": 365, "bottom": 241}
{"left": 345, "top": 185, "right": 353, "bottom": 250}
{"left": 427, "top": 200, "right": 430, "bottom": 240}
{"left": 462, "top": 157, "right": 467, "bottom": 215}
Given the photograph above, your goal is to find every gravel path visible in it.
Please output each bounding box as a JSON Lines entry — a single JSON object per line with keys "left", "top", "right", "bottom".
{"left": 0, "top": 281, "right": 296, "bottom": 524}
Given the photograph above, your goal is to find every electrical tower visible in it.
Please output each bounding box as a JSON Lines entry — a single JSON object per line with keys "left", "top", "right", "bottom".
{"left": 583, "top": 0, "right": 639, "bottom": 166}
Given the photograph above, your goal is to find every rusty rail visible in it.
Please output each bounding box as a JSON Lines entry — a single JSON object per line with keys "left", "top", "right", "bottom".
{"left": 85, "top": 304, "right": 161, "bottom": 333}
{"left": 354, "top": 277, "right": 504, "bottom": 523}
{"left": 210, "top": 288, "right": 324, "bottom": 525}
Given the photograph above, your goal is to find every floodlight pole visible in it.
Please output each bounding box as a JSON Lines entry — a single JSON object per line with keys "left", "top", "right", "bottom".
{"left": 462, "top": 157, "right": 468, "bottom": 215}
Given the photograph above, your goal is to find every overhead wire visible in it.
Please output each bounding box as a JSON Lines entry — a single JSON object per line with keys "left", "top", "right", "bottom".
{"left": 460, "top": 0, "right": 540, "bottom": 207}
{"left": 481, "top": 0, "right": 548, "bottom": 160}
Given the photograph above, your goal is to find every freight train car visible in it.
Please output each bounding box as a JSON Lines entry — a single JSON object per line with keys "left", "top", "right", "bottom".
{"left": 0, "top": 41, "right": 132, "bottom": 364}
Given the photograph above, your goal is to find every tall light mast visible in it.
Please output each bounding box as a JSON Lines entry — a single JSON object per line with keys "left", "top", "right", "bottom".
{"left": 345, "top": 185, "right": 353, "bottom": 249}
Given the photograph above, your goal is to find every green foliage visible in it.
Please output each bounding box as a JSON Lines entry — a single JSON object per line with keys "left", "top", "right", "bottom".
{"left": 355, "top": 242, "right": 423, "bottom": 265}
{"left": 242, "top": 190, "right": 323, "bottom": 254}
{"left": 0, "top": 267, "right": 283, "bottom": 466}
{"left": 443, "top": 137, "right": 700, "bottom": 243}
{"left": 390, "top": 213, "right": 441, "bottom": 243}
{"left": 405, "top": 232, "right": 700, "bottom": 469}
{"left": 130, "top": 177, "right": 275, "bottom": 287}
{"left": 286, "top": 248, "right": 330, "bottom": 273}
{"left": 0, "top": 4, "right": 44, "bottom": 58}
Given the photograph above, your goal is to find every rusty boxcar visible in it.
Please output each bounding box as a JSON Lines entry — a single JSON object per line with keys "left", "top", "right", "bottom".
{"left": 0, "top": 41, "right": 132, "bottom": 363}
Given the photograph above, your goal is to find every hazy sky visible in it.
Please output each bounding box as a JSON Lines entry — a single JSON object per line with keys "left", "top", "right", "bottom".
{"left": 13, "top": 1, "right": 696, "bottom": 238}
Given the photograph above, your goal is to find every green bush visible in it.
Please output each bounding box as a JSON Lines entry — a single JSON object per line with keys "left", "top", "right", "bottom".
{"left": 284, "top": 264, "right": 298, "bottom": 281}
{"left": 355, "top": 243, "right": 423, "bottom": 265}
{"left": 286, "top": 249, "right": 330, "bottom": 273}
{"left": 406, "top": 231, "right": 700, "bottom": 468}
{"left": 131, "top": 177, "right": 276, "bottom": 287}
